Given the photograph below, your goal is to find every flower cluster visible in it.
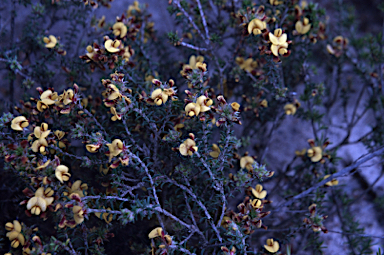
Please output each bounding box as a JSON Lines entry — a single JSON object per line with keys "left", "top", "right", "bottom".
{"left": 303, "top": 204, "right": 328, "bottom": 233}
{"left": 5, "top": 220, "right": 25, "bottom": 248}
{"left": 147, "top": 79, "right": 177, "bottom": 106}
{"left": 26, "top": 187, "right": 54, "bottom": 216}
{"left": 327, "top": 35, "right": 349, "bottom": 57}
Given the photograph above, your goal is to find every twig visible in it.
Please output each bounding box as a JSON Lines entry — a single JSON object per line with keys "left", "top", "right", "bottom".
{"left": 163, "top": 175, "right": 222, "bottom": 242}
{"left": 208, "top": 0, "right": 218, "bottom": 16}
{"left": 179, "top": 41, "right": 208, "bottom": 52}
{"left": 82, "top": 195, "right": 130, "bottom": 202}
{"left": 173, "top": 0, "right": 208, "bottom": 45}
{"left": 196, "top": 0, "right": 210, "bottom": 41}
{"left": 49, "top": 145, "right": 108, "bottom": 165}
{"left": 183, "top": 192, "right": 207, "bottom": 243}
{"left": 276, "top": 146, "right": 384, "bottom": 209}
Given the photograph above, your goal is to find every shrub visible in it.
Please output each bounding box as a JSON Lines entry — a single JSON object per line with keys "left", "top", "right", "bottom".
{"left": 1, "top": 0, "right": 384, "bottom": 254}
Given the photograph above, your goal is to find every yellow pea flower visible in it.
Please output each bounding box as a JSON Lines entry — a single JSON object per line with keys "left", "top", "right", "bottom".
{"left": 179, "top": 138, "right": 198, "bottom": 156}
{"left": 231, "top": 102, "right": 240, "bottom": 111}
{"left": 327, "top": 35, "right": 349, "bottom": 57}
{"left": 181, "top": 55, "right": 205, "bottom": 75}
{"left": 6, "top": 230, "right": 25, "bottom": 248}
{"left": 248, "top": 18, "right": 266, "bottom": 35}
{"left": 270, "top": 0, "right": 283, "bottom": 5}
{"left": 112, "top": 22, "right": 127, "bottom": 38}
{"left": 307, "top": 146, "right": 322, "bottom": 162}
{"left": 196, "top": 95, "right": 213, "bottom": 112}
{"left": 251, "top": 184, "right": 267, "bottom": 199}
{"left": 37, "top": 100, "right": 49, "bottom": 112}
{"left": 240, "top": 156, "right": 254, "bottom": 171}
{"left": 196, "top": 62, "right": 207, "bottom": 72}
{"left": 110, "top": 107, "right": 122, "bottom": 121}
{"left": 105, "top": 39, "right": 122, "bottom": 53}
{"left": 260, "top": 99, "right": 268, "bottom": 108}
{"left": 54, "top": 130, "right": 65, "bottom": 140}
{"left": 269, "top": 29, "right": 288, "bottom": 56}
{"left": 31, "top": 123, "right": 51, "bottom": 153}
{"left": 41, "top": 187, "right": 54, "bottom": 206}
{"left": 40, "top": 90, "right": 58, "bottom": 105}
{"left": 250, "top": 199, "right": 263, "bottom": 209}
{"left": 97, "top": 15, "right": 106, "bottom": 28}
{"left": 151, "top": 88, "right": 168, "bottom": 106}
{"left": 62, "top": 89, "right": 74, "bottom": 105}
{"left": 106, "top": 139, "right": 124, "bottom": 162}
{"left": 27, "top": 193, "right": 47, "bottom": 216}
{"left": 295, "top": 17, "right": 311, "bottom": 35}
{"left": 188, "top": 55, "right": 204, "bottom": 69}
{"left": 105, "top": 84, "right": 121, "bottom": 101}
{"left": 127, "top": 1, "right": 141, "bottom": 17}
{"left": 284, "top": 103, "right": 297, "bottom": 115}
{"left": 236, "top": 57, "right": 256, "bottom": 73}
{"left": 185, "top": 103, "right": 201, "bottom": 117}
{"left": 11, "top": 116, "right": 29, "bottom": 131}
{"left": 264, "top": 238, "right": 279, "bottom": 253}
{"left": 148, "top": 227, "right": 163, "bottom": 239}
{"left": 86, "top": 144, "right": 101, "bottom": 153}
{"left": 323, "top": 174, "right": 338, "bottom": 186}
{"left": 209, "top": 144, "right": 221, "bottom": 158}
{"left": 73, "top": 206, "right": 85, "bottom": 225}
{"left": 64, "top": 180, "right": 88, "bottom": 198}
{"left": 123, "top": 46, "right": 134, "bottom": 62}
{"left": 55, "top": 165, "right": 71, "bottom": 183}
{"left": 5, "top": 220, "right": 22, "bottom": 233}
{"left": 43, "top": 35, "right": 57, "bottom": 48}
{"left": 94, "top": 207, "right": 113, "bottom": 223}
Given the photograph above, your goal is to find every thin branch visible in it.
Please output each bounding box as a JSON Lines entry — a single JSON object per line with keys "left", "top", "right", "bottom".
{"left": 183, "top": 192, "right": 207, "bottom": 243}
{"left": 173, "top": 0, "right": 208, "bottom": 45}
{"left": 179, "top": 41, "right": 208, "bottom": 52}
{"left": 276, "top": 146, "right": 384, "bottom": 209}
{"left": 163, "top": 175, "right": 222, "bottom": 242}
{"left": 196, "top": 0, "right": 210, "bottom": 40}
